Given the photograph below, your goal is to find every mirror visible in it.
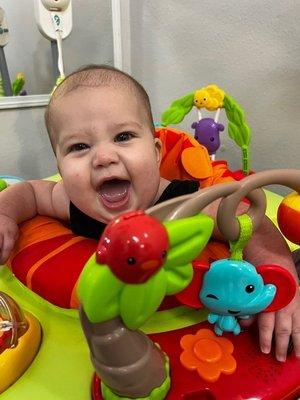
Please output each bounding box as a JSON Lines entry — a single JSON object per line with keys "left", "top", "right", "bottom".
{"left": 0, "top": 0, "right": 114, "bottom": 108}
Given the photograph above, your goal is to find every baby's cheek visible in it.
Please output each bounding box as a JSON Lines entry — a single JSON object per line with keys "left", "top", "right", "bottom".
{"left": 136, "top": 169, "right": 160, "bottom": 206}
{"left": 62, "top": 170, "right": 86, "bottom": 194}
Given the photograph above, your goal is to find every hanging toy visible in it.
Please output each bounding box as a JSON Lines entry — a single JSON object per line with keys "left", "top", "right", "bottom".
{"left": 176, "top": 214, "right": 297, "bottom": 336}
{"left": 192, "top": 85, "right": 225, "bottom": 161}
{"left": 194, "top": 84, "right": 225, "bottom": 119}
{"left": 191, "top": 118, "right": 224, "bottom": 160}
{"left": 161, "top": 84, "right": 251, "bottom": 175}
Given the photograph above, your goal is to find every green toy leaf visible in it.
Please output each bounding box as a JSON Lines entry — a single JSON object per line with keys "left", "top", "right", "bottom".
{"left": 165, "top": 263, "right": 193, "bottom": 295}
{"left": 224, "top": 95, "right": 251, "bottom": 148}
{"left": 161, "top": 92, "right": 194, "bottom": 126}
{"left": 228, "top": 122, "right": 243, "bottom": 147}
{"left": 120, "top": 269, "right": 167, "bottom": 329}
{"left": 78, "top": 214, "right": 214, "bottom": 328}
{"left": 161, "top": 108, "right": 189, "bottom": 126}
{"left": 223, "top": 94, "right": 251, "bottom": 175}
{"left": 77, "top": 254, "right": 124, "bottom": 323}
{"left": 241, "top": 124, "right": 251, "bottom": 146}
{"left": 163, "top": 214, "right": 214, "bottom": 268}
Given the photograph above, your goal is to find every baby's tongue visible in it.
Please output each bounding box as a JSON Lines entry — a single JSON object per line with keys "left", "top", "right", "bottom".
{"left": 99, "top": 179, "right": 130, "bottom": 203}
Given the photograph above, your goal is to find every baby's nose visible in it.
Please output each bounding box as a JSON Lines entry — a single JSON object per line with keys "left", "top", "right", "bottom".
{"left": 92, "top": 145, "right": 119, "bottom": 167}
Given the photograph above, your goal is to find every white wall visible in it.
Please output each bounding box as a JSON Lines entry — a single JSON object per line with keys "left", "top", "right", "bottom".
{"left": 0, "top": 106, "right": 56, "bottom": 179}
{"left": 0, "top": 108, "right": 56, "bottom": 179}
{"left": 3, "top": 0, "right": 113, "bottom": 94}
{"left": 130, "top": 0, "right": 300, "bottom": 193}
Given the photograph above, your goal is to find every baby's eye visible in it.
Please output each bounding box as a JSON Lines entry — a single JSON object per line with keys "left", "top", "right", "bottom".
{"left": 114, "top": 132, "right": 134, "bottom": 142}
{"left": 69, "top": 143, "right": 90, "bottom": 152}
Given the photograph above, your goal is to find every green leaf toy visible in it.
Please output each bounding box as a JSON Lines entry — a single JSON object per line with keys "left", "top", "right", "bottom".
{"left": 161, "top": 84, "right": 251, "bottom": 175}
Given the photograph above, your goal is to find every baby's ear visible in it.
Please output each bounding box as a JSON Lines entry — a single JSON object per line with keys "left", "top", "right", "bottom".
{"left": 154, "top": 137, "right": 162, "bottom": 164}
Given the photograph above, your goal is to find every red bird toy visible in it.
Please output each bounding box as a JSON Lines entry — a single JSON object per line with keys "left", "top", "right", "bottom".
{"left": 96, "top": 211, "right": 169, "bottom": 284}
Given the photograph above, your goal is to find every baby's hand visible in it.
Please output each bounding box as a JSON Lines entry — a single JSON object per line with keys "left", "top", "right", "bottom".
{"left": 258, "top": 290, "right": 300, "bottom": 362}
{"left": 0, "top": 214, "right": 18, "bottom": 264}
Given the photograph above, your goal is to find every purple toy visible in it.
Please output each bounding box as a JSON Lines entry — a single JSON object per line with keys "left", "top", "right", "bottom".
{"left": 191, "top": 118, "right": 224, "bottom": 156}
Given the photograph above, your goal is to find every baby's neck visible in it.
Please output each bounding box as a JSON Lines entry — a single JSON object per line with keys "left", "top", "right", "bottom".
{"left": 152, "top": 178, "right": 170, "bottom": 204}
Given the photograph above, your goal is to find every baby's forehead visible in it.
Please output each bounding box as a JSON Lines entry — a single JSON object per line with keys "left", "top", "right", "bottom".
{"left": 50, "top": 82, "right": 145, "bottom": 127}
{"left": 46, "top": 68, "right": 154, "bottom": 149}
{"left": 52, "top": 84, "right": 146, "bottom": 126}
{"left": 52, "top": 70, "right": 137, "bottom": 101}
{"left": 50, "top": 91, "right": 150, "bottom": 144}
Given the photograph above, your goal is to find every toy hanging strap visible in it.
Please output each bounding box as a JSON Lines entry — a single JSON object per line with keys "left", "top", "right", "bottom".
{"left": 229, "top": 214, "right": 253, "bottom": 261}
{"left": 51, "top": 75, "right": 65, "bottom": 96}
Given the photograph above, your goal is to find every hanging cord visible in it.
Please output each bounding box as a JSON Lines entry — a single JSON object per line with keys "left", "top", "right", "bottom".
{"left": 229, "top": 214, "right": 253, "bottom": 261}
{"left": 55, "top": 30, "right": 64, "bottom": 78}
{"left": 50, "top": 12, "right": 65, "bottom": 95}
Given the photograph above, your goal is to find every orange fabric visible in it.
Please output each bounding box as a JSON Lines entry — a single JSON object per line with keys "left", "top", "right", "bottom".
{"left": 195, "top": 240, "right": 230, "bottom": 264}
{"left": 8, "top": 216, "right": 96, "bottom": 309}
{"left": 156, "top": 127, "right": 235, "bottom": 188}
{"left": 156, "top": 127, "right": 213, "bottom": 181}
{"left": 181, "top": 147, "right": 212, "bottom": 179}
{"left": 201, "top": 161, "right": 235, "bottom": 188}
{"left": 26, "top": 236, "right": 85, "bottom": 289}
{"left": 8, "top": 216, "right": 72, "bottom": 263}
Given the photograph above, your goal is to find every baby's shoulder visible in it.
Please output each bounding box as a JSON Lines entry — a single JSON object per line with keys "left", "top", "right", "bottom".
{"left": 51, "top": 180, "right": 70, "bottom": 220}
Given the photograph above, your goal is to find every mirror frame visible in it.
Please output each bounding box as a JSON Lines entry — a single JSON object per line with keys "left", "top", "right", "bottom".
{"left": 0, "top": 94, "right": 49, "bottom": 109}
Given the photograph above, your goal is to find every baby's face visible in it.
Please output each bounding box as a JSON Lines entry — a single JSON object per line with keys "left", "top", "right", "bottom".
{"left": 53, "top": 85, "right": 162, "bottom": 223}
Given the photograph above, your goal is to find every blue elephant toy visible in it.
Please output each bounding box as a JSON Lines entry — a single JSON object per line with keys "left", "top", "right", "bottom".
{"left": 176, "top": 258, "right": 297, "bottom": 336}
{"left": 199, "top": 259, "right": 276, "bottom": 335}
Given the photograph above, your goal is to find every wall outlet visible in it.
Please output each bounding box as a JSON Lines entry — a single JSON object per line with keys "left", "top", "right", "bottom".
{"left": 34, "top": 0, "right": 72, "bottom": 40}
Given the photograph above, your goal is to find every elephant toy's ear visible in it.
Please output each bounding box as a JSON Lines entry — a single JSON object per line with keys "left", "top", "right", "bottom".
{"left": 257, "top": 264, "right": 297, "bottom": 312}
{"left": 175, "top": 261, "right": 209, "bottom": 308}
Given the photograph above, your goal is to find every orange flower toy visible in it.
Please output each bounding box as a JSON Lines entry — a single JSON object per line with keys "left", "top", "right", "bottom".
{"left": 180, "top": 328, "right": 236, "bottom": 382}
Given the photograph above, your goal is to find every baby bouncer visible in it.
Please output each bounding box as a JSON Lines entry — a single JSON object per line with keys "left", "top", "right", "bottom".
{"left": 0, "top": 1, "right": 300, "bottom": 399}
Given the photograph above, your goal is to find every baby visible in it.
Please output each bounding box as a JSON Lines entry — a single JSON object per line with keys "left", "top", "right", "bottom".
{"left": 0, "top": 65, "right": 299, "bottom": 362}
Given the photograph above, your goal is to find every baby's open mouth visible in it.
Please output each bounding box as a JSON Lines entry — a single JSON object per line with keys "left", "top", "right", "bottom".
{"left": 98, "top": 179, "right": 131, "bottom": 210}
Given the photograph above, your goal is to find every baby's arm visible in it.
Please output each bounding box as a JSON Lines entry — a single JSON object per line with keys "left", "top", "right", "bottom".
{"left": 0, "top": 179, "right": 70, "bottom": 263}
{"left": 243, "top": 217, "right": 300, "bottom": 362}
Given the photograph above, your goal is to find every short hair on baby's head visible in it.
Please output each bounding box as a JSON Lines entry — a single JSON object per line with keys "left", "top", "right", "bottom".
{"left": 45, "top": 64, "right": 154, "bottom": 150}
